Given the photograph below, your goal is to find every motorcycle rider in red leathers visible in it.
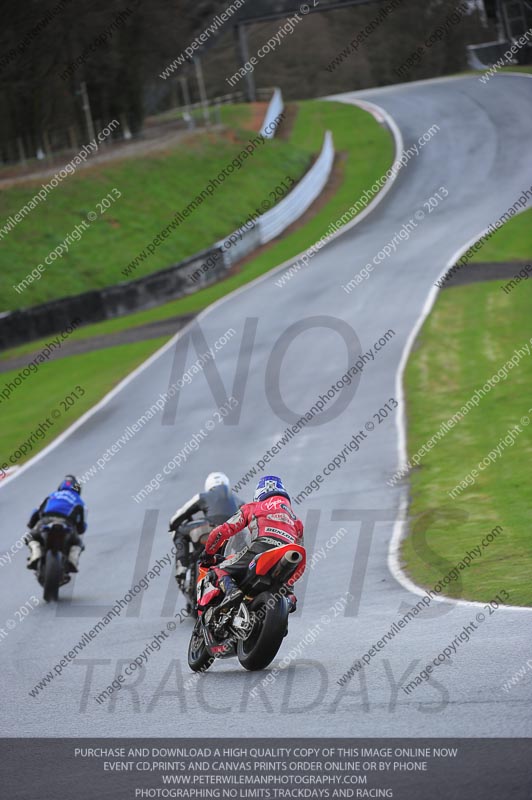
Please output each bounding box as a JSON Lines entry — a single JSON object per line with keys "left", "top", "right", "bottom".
{"left": 200, "top": 476, "right": 304, "bottom": 612}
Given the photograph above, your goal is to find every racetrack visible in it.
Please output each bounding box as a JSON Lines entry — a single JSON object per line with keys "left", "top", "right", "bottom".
{"left": 1, "top": 74, "right": 531, "bottom": 739}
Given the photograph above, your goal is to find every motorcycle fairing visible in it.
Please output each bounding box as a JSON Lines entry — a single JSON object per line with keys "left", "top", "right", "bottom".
{"left": 253, "top": 543, "right": 306, "bottom": 576}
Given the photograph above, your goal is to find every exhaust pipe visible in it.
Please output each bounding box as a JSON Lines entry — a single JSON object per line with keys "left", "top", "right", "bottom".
{"left": 282, "top": 550, "right": 302, "bottom": 566}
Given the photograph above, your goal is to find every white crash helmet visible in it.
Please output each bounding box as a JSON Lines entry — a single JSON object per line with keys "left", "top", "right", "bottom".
{"left": 204, "top": 472, "right": 230, "bottom": 492}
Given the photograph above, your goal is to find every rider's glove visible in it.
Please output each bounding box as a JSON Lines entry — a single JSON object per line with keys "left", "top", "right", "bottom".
{"left": 199, "top": 551, "right": 216, "bottom": 568}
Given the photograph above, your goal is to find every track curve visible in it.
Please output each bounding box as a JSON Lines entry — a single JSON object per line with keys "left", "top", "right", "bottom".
{"left": 1, "top": 75, "right": 531, "bottom": 737}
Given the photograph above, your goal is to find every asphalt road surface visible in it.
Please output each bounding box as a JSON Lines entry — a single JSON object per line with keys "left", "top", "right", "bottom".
{"left": 1, "top": 74, "right": 531, "bottom": 740}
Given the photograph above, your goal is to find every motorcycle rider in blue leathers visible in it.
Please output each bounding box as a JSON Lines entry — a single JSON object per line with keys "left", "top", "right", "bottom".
{"left": 26, "top": 475, "right": 87, "bottom": 572}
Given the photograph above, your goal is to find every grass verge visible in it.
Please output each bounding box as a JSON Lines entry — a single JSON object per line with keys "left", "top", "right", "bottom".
{"left": 1, "top": 99, "right": 394, "bottom": 360}
{"left": 470, "top": 207, "right": 532, "bottom": 263}
{"left": 0, "top": 112, "right": 309, "bottom": 307}
{"left": 0, "top": 99, "right": 394, "bottom": 471}
{"left": 401, "top": 279, "right": 532, "bottom": 605}
{"left": 1, "top": 338, "right": 169, "bottom": 478}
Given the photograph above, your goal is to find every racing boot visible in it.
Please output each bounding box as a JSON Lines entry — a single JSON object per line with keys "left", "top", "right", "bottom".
{"left": 281, "top": 584, "right": 297, "bottom": 613}
{"left": 287, "top": 593, "right": 297, "bottom": 614}
{"left": 217, "top": 574, "right": 242, "bottom": 611}
{"left": 26, "top": 540, "right": 42, "bottom": 570}
{"left": 66, "top": 545, "right": 82, "bottom": 573}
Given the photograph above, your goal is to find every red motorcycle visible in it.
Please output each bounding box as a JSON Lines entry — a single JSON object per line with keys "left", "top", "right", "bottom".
{"left": 187, "top": 543, "right": 306, "bottom": 672}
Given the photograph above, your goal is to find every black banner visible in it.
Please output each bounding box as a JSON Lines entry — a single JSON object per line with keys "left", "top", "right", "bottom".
{"left": 2, "top": 738, "right": 531, "bottom": 800}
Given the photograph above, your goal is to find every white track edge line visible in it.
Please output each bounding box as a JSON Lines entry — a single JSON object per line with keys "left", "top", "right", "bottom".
{"left": 372, "top": 73, "right": 531, "bottom": 618}
{"left": 388, "top": 216, "right": 532, "bottom": 613}
{"left": 4, "top": 90, "right": 530, "bottom": 614}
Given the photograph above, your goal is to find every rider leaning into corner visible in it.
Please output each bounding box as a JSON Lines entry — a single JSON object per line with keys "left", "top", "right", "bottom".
{"left": 168, "top": 471, "right": 245, "bottom": 588}
{"left": 26, "top": 474, "right": 86, "bottom": 572}
{"left": 200, "top": 475, "right": 304, "bottom": 612}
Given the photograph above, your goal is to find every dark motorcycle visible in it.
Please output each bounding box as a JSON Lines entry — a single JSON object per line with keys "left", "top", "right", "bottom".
{"left": 177, "top": 519, "right": 214, "bottom": 616}
{"left": 34, "top": 518, "right": 72, "bottom": 602}
{"left": 188, "top": 542, "right": 306, "bottom": 672}
{"left": 176, "top": 519, "right": 247, "bottom": 617}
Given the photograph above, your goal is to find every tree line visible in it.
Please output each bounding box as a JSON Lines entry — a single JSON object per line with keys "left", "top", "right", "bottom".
{"left": 0, "top": 0, "right": 491, "bottom": 161}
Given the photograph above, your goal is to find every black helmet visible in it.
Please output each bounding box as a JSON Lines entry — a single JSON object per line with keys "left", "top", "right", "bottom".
{"left": 58, "top": 474, "right": 81, "bottom": 494}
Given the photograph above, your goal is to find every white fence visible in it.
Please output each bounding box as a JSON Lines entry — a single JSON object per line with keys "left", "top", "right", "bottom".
{"left": 260, "top": 131, "right": 334, "bottom": 243}
{"left": 260, "top": 88, "right": 285, "bottom": 139}
{"left": 219, "top": 130, "right": 335, "bottom": 266}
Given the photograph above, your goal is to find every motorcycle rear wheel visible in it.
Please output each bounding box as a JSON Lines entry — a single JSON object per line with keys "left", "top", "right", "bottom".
{"left": 237, "top": 592, "right": 289, "bottom": 671}
{"left": 43, "top": 550, "right": 63, "bottom": 602}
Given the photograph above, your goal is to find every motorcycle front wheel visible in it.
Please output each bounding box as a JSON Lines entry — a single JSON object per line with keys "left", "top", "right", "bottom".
{"left": 188, "top": 619, "right": 214, "bottom": 673}
{"left": 188, "top": 561, "right": 199, "bottom": 618}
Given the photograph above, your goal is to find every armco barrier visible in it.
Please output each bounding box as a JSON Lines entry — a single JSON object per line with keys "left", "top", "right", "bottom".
{"left": 260, "top": 88, "right": 284, "bottom": 139}
{"left": 259, "top": 131, "right": 334, "bottom": 243}
{"left": 0, "top": 246, "right": 225, "bottom": 350}
{"left": 2, "top": 110, "right": 335, "bottom": 350}
{"left": 467, "top": 40, "right": 511, "bottom": 69}
{"left": 219, "top": 223, "right": 263, "bottom": 268}
{"left": 219, "top": 130, "right": 334, "bottom": 266}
